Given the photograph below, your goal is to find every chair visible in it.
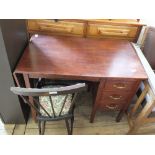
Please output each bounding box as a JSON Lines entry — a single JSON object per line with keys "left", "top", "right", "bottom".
{"left": 10, "top": 82, "right": 87, "bottom": 135}
{"left": 127, "top": 81, "right": 155, "bottom": 134}
{"left": 127, "top": 39, "right": 155, "bottom": 134}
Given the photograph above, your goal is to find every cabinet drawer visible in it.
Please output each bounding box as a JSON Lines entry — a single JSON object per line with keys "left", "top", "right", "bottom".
{"left": 27, "top": 20, "right": 84, "bottom": 36}
{"left": 99, "top": 91, "right": 131, "bottom": 110}
{"left": 87, "top": 24, "right": 138, "bottom": 40}
{"left": 104, "top": 79, "right": 136, "bottom": 91}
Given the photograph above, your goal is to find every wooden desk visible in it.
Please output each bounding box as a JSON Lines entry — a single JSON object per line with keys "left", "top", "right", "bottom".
{"left": 13, "top": 34, "right": 147, "bottom": 122}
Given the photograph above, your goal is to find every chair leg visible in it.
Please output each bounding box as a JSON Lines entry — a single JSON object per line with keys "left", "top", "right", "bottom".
{"left": 38, "top": 120, "right": 41, "bottom": 135}
{"left": 127, "top": 119, "right": 144, "bottom": 135}
{"left": 70, "top": 116, "right": 74, "bottom": 135}
{"left": 41, "top": 121, "right": 46, "bottom": 135}
{"left": 65, "top": 119, "right": 71, "bottom": 135}
{"left": 38, "top": 121, "right": 46, "bottom": 135}
{"left": 127, "top": 125, "right": 140, "bottom": 135}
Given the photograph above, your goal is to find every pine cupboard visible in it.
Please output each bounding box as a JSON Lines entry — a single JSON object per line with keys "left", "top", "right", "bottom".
{"left": 27, "top": 19, "right": 144, "bottom": 42}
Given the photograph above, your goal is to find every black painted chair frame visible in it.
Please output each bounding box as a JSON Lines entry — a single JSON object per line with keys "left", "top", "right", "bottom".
{"left": 10, "top": 83, "right": 87, "bottom": 135}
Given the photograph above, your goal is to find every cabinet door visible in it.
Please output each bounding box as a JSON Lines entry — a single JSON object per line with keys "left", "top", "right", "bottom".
{"left": 27, "top": 19, "right": 85, "bottom": 37}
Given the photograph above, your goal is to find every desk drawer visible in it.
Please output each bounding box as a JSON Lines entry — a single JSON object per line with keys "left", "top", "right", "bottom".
{"left": 99, "top": 103, "right": 123, "bottom": 110}
{"left": 99, "top": 91, "right": 131, "bottom": 110}
{"left": 101, "top": 91, "right": 130, "bottom": 104}
{"left": 87, "top": 24, "right": 138, "bottom": 40}
{"left": 104, "top": 79, "right": 136, "bottom": 91}
{"left": 27, "top": 19, "right": 84, "bottom": 36}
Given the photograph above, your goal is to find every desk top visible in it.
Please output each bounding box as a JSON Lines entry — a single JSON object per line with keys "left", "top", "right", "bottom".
{"left": 14, "top": 34, "right": 147, "bottom": 80}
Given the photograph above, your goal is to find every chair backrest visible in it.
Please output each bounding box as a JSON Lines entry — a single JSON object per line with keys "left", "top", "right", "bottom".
{"left": 130, "top": 43, "right": 155, "bottom": 121}
{"left": 126, "top": 41, "right": 155, "bottom": 134}
{"left": 10, "top": 83, "right": 87, "bottom": 118}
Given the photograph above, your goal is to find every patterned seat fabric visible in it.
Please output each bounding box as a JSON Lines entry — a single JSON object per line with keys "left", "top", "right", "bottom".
{"left": 39, "top": 85, "right": 73, "bottom": 117}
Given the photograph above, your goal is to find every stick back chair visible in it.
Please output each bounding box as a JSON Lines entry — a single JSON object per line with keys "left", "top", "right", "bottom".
{"left": 127, "top": 81, "right": 155, "bottom": 134}
{"left": 127, "top": 43, "right": 155, "bottom": 134}
{"left": 10, "top": 83, "right": 87, "bottom": 135}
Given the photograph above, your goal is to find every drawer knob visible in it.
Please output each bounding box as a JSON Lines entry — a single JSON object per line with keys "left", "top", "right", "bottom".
{"left": 106, "top": 104, "right": 118, "bottom": 110}
{"left": 113, "top": 84, "right": 126, "bottom": 89}
{"left": 109, "top": 95, "right": 122, "bottom": 100}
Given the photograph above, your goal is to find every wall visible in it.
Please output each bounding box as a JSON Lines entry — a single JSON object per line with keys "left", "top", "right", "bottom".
{"left": 0, "top": 20, "right": 29, "bottom": 123}
{"left": 0, "top": 20, "right": 28, "bottom": 71}
{"left": 142, "top": 19, "right": 155, "bottom": 27}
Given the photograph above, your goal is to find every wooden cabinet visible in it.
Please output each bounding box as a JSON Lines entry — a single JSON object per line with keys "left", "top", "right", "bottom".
{"left": 27, "top": 19, "right": 145, "bottom": 42}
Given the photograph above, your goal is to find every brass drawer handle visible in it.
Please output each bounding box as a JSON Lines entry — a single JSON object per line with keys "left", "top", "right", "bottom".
{"left": 113, "top": 84, "right": 126, "bottom": 89}
{"left": 106, "top": 105, "right": 118, "bottom": 110}
{"left": 109, "top": 95, "right": 122, "bottom": 100}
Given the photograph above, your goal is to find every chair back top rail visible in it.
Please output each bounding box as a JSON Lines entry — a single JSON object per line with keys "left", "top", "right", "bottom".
{"left": 132, "top": 43, "right": 155, "bottom": 96}
{"left": 10, "top": 83, "right": 87, "bottom": 96}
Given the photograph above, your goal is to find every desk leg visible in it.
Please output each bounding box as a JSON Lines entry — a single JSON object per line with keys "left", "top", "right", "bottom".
{"left": 116, "top": 81, "right": 141, "bottom": 122}
{"left": 13, "top": 72, "right": 20, "bottom": 87}
{"left": 116, "top": 102, "right": 132, "bottom": 122}
{"left": 116, "top": 109, "right": 125, "bottom": 122}
{"left": 23, "top": 74, "right": 36, "bottom": 120}
{"left": 90, "top": 105, "right": 98, "bottom": 123}
{"left": 90, "top": 80, "right": 105, "bottom": 123}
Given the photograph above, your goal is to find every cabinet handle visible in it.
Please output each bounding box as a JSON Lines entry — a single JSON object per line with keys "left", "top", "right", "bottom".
{"left": 113, "top": 84, "right": 126, "bottom": 89}
{"left": 106, "top": 104, "right": 118, "bottom": 110}
{"left": 109, "top": 95, "right": 122, "bottom": 100}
